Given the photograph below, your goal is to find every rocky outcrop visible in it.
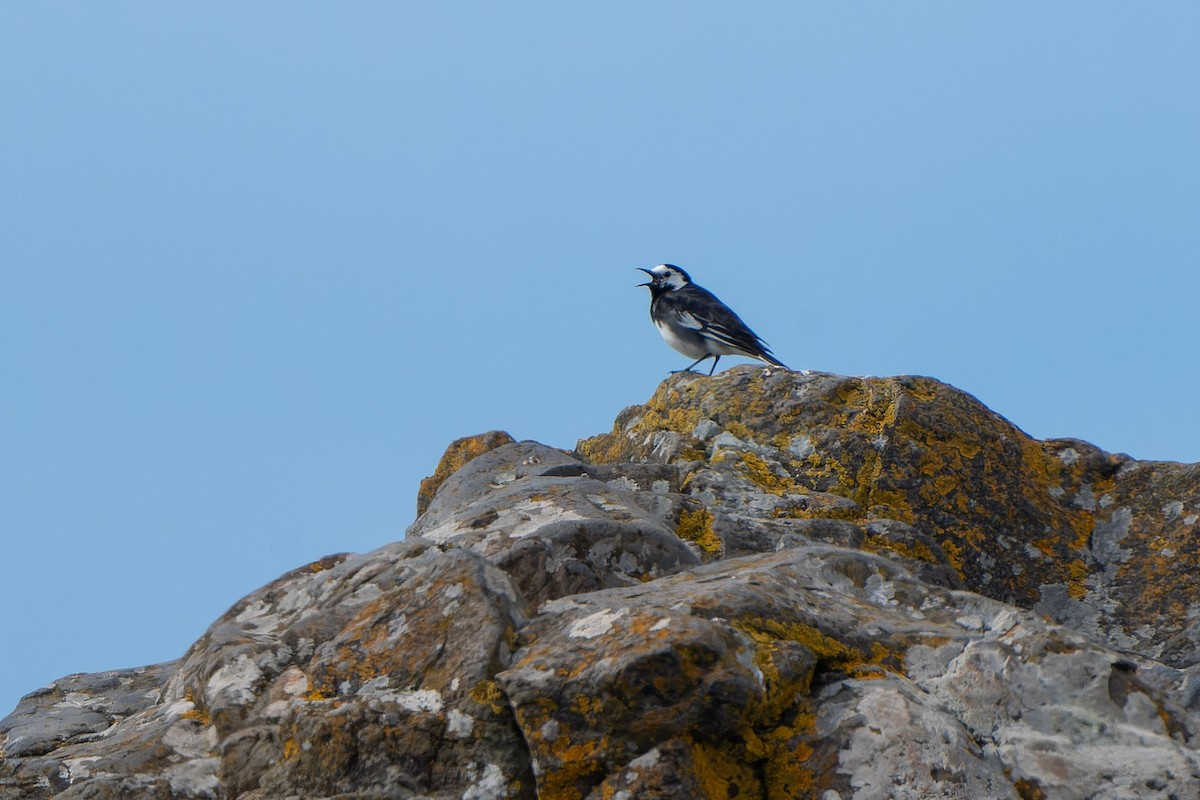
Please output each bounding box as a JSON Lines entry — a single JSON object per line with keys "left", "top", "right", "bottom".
{"left": 3, "top": 367, "right": 1199, "bottom": 799}
{"left": 578, "top": 369, "right": 1200, "bottom": 667}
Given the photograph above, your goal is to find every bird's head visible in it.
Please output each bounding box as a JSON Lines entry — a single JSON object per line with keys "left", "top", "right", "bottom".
{"left": 637, "top": 264, "right": 691, "bottom": 293}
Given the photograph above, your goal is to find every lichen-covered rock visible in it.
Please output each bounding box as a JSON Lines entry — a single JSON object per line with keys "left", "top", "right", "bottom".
{"left": 498, "top": 546, "right": 1200, "bottom": 799}
{"left": 408, "top": 441, "right": 699, "bottom": 606}
{"left": 4, "top": 368, "right": 1200, "bottom": 800}
{"left": 2, "top": 542, "right": 535, "bottom": 800}
{"left": 416, "top": 430, "right": 516, "bottom": 516}
{"left": 578, "top": 368, "right": 1200, "bottom": 667}
{"left": 0, "top": 661, "right": 178, "bottom": 760}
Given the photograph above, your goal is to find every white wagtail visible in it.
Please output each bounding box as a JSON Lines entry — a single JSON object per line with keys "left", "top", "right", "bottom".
{"left": 638, "top": 264, "right": 788, "bottom": 375}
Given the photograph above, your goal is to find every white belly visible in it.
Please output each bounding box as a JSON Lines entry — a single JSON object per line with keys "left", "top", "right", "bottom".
{"left": 655, "top": 319, "right": 711, "bottom": 359}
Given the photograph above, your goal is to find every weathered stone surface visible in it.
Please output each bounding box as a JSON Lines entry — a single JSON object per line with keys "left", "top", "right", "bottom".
{"left": 578, "top": 368, "right": 1200, "bottom": 667}
{"left": 4, "top": 367, "right": 1200, "bottom": 799}
{"left": 416, "top": 431, "right": 516, "bottom": 516}
{"left": 3, "top": 542, "right": 535, "bottom": 800}
{"left": 498, "top": 546, "right": 1200, "bottom": 799}
{"left": 407, "top": 441, "right": 699, "bottom": 606}
{"left": 0, "top": 662, "right": 178, "bottom": 759}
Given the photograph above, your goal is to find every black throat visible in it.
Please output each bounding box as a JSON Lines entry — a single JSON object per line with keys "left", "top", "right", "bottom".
{"left": 646, "top": 284, "right": 671, "bottom": 301}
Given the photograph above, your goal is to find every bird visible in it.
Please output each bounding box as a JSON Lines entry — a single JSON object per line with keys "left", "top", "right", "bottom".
{"left": 638, "top": 264, "right": 788, "bottom": 375}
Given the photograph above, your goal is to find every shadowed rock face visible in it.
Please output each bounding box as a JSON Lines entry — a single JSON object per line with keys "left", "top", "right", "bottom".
{"left": 3, "top": 367, "right": 1199, "bottom": 800}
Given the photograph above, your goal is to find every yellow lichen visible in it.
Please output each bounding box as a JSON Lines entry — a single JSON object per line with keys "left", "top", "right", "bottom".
{"left": 940, "top": 539, "right": 966, "bottom": 573}
{"left": 687, "top": 737, "right": 759, "bottom": 800}
{"left": 739, "top": 618, "right": 905, "bottom": 685}
{"left": 538, "top": 735, "right": 607, "bottom": 800}
{"left": 303, "top": 685, "right": 333, "bottom": 702}
{"left": 740, "top": 452, "right": 796, "bottom": 495}
{"left": 468, "top": 679, "right": 507, "bottom": 714}
{"left": 569, "top": 695, "right": 603, "bottom": 716}
{"left": 735, "top": 618, "right": 849, "bottom": 667}
{"left": 1031, "top": 538, "right": 1057, "bottom": 558}
{"left": 282, "top": 737, "right": 300, "bottom": 760}
{"left": 1066, "top": 559, "right": 1091, "bottom": 599}
{"left": 774, "top": 502, "right": 863, "bottom": 522}
{"left": 725, "top": 420, "right": 754, "bottom": 441}
{"left": 637, "top": 404, "right": 703, "bottom": 437}
{"left": 862, "top": 533, "right": 938, "bottom": 566}
{"left": 306, "top": 554, "right": 341, "bottom": 573}
{"left": 575, "top": 430, "right": 635, "bottom": 464}
{"left": 676, "top": 505, "right": 722, "bottom": 558}
{"left": 864, "top": 488, "right": 917, "bottom": 524}
{"left": 180, "top": 687, "right": 212, "bottom": 725}
{"left": 1014, "top": 777, "right": 1048, "bottom": 800}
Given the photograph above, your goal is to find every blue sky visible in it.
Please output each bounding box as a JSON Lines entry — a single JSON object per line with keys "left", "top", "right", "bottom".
{"left": 2, "top": 4, "right": 1198, "bottom": 715}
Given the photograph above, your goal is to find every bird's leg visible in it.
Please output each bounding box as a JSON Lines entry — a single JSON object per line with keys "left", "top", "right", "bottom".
{"left": 707, "top": 355, "right": 720, "bottom": 375}
{"left": 671, "top": 355, "right": 713, "bottom": 374}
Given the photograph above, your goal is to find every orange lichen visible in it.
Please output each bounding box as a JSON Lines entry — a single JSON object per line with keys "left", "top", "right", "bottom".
{"left": 569, "top": 695, "right": 603, "bottom": 716}
{"left": 306, "top": 554, "right": 342, "bottom": 573}
{"left": 537, "top": 735, "right": 608, "bottom": 800}
{"left": 417, "top": 430, "right": 515, "bottom": 515}
{"left": 1014, "top": 777, "right": 1048, "bottom": 800}
{"left": 1032, "top": 538, "right": 1057, "bottom": 558}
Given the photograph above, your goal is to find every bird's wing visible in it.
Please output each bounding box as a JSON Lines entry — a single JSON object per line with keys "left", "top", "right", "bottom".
{"left": 670, "top": 285, "right": 778, "bottom": 359}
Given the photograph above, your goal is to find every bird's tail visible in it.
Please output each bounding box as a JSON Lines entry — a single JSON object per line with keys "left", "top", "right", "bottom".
{"left": 759, "top": 352, "right": 788, "bottom": 370}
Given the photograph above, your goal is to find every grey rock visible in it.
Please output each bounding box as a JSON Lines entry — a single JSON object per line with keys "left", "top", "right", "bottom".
{"left": 5, "top": 370, "right": 1200, "bottom": 799}
{"left": 408, "top": 442, "right": 700, "bottom": 605}
{"left": 0, "top": 662, "right": 176, "bottom": 759}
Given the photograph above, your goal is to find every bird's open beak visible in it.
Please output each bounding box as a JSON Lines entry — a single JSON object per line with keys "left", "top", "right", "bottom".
{"left": 637, "top": 267, "right": 653, "bottom": 287}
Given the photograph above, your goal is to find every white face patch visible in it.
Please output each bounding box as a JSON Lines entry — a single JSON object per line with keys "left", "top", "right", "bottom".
{"left": 651, "top": 264, "right": 688, "bottom": 291}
